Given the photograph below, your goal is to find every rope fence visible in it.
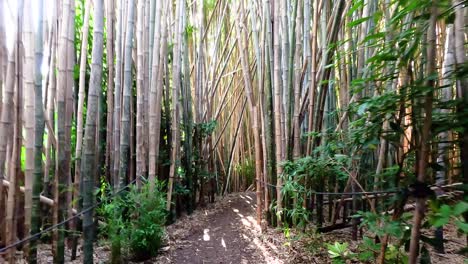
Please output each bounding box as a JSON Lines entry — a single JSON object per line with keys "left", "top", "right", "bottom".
{"left": 255, "top": 178, "right": 464, "bottom": 196}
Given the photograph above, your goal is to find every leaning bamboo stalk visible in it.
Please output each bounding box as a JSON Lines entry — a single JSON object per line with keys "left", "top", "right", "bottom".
{"left": 2, "top": 180, "right": 77, "bottom": 211}
{"left": 235, "top": 0, "right": 263, "bottom": 224}
{"left": 224, "top": 99, "right": 248, "bottom": 195}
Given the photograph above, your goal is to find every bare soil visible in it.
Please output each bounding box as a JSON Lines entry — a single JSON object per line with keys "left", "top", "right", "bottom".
{"left": 155, "top": 192, "right": 286, "bottom": 264}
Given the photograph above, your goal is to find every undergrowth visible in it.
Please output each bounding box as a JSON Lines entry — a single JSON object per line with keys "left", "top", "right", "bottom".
{"left": 98, "top": 180, "right": 167, "bottom": 262}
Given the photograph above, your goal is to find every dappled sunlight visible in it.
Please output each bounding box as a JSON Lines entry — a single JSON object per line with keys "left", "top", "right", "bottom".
{"left": 240, "top": 217, "right": 252, "bottom": 227}
{"left": 221, "top": 237, "right": 227, "bottom": 251}
{"left": 203, "top": 229, "right": 210, "bottom": 241}
{"left": 168, "top": 193, "right": 284, "bottom": 263}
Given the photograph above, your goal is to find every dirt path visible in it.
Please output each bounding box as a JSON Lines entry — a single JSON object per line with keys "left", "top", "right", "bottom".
{"left": 157, "top": 192, "right": 285, "bottom": 264}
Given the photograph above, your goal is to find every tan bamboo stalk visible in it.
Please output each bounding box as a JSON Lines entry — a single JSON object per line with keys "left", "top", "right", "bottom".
{"left": 148, "top": 0, "right": 163, "bottom": 183}
{"left": 6, "top": 1, "right": 24, "bottom": 259}
{"left": 143, "top": 0, "right": 150, "bottom": 167}
{"left": 235, "top": 0, "right": 264, "bottom": 224}
{"left": 105, "top": 0, "right": 115, "bottom": 184}
{"left": 194, "top": 0, "right": 204, "bottom": 125}
{"left": 261, "top": 0, "right": 274, "bottom": 216}
{"left": 292, "top": 0, "right": 303, "bottom": 159}
{"left": 6, "top": 65, "right": 22, "bottom": 263}
{"left": 153, "top": 2, "right": 169, "bottom": 186}
{"left": 281, "top": 0, "right": 290, "bottom": 153}
{"left": 2, "top": 180, "right": 68, "bottom": 209}
{"left": 113, "top": 0, "right": 123, "bottom": 188}
{"left": 71, "top": 2, "right": 90, "bottom": 251}
{"left": 303, "top": 0, "right": 311, "bottom": 91}
{"left": 273, "top": 0, "right": 284, "bottom": 225}
{"left": 0, "top": 0, "right": 5, "bottom": 109}
{"left": 0, "top": 41, "right": 16, "bottom": 250}
{"left": 136, "top": 0, "right": 146, "bottom": 187}
{"left": 74, "top": 0, "right": 91, "bottom": 215}
{"left": 306, "top": 0, "right": 320, "bottom": 155}
{"left": 65, "top": 2, "right": 75, "bottom": 232}
{"left": 43, "top": 24, "right": 57, "bottom": 197}
{"left": 118, "top": 0, "right": 136, "bottom": 188}
{"left": 167, "top": 0, "right": 184, "bottom": 212}
{"left": 23, "top": 0, "right": 35, "bottom": 252}
{"left": 54, "top": 0, "right": 72, "bottom": 260}
{"left": 453, "top": 1, "right": 468, "bottom": 234}
{"left": 30, "top": 0, "right": 45, "bottom": 260}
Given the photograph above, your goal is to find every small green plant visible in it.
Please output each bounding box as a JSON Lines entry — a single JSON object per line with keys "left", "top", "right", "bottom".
{"left": 99, "top": 180, "right": 167, "bottom": 261}
{"left": 281, "top": 155, "right": 349, "bottom": 228}
{"left": 234, "top": 158, "right": 255, "bottom": 187}
{"left": 327, "top": 241, "right": 355, "bottom": 264}
{"left": 356, "top": 237, "right": 408, "bottom": 264}
{"left": 282, "top": 225, "right": 291, "bottom": 247}
{"left": 428, "top": 200, "right": 468, "bottom": 233}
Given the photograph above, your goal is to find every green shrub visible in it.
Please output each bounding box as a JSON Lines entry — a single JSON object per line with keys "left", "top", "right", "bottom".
{"left": 100, "top": 180, "right": 167, "bottom": 262}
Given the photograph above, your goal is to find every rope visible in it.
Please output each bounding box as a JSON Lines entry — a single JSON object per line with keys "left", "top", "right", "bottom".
{"left": 256, "top": 178, "right": 397, "bottom": 195}
{"left": 255, "top": 179, "right": 464, "bottom": 196}
{"left": 0, "top": 177, "right": 141, "bottom": 253}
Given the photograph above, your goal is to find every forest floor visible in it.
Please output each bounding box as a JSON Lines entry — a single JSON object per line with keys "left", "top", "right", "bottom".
{"left": 155, "top": 192, "right": 287, "bottom": 264}
{"left": 8, "top": 192, "right": 467, "bottom": 263}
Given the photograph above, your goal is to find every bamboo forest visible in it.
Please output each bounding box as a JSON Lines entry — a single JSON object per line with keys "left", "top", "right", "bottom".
{"left": 0, "top": 0, "right": 467, "bottom": 263}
